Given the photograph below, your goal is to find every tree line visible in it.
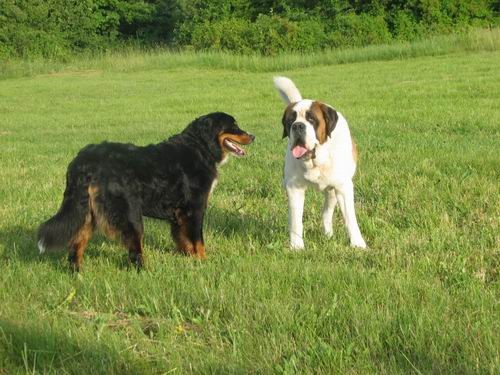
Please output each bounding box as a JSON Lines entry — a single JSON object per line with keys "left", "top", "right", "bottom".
{"left": 1, "top": 0, "right": 498, "bottom": 58}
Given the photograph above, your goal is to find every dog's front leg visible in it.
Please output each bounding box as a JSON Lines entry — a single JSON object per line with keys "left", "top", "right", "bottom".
{"left": 286, "top": 185, "right": 306, "bottom": 250}
{"left": 336, "top": 180, "right": 367, "bottom": 249}
{"left": 172, "top": 208, "right": 206, "bottom": 259}
{"left": 187, "top": 209, "right": 207, "bottom": 259}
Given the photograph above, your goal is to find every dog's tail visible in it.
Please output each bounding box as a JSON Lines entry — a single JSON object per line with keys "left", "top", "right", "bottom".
{"left": 37, "top": 184, "right": 90, "bottom": 253}
{"left": 273, "top": 76, "right": 303, "bottom": 104}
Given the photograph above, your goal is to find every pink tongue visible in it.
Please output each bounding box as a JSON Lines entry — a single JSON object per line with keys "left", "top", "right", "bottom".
{"left": 292, "top": 145, "right": 308, "bottom": 158}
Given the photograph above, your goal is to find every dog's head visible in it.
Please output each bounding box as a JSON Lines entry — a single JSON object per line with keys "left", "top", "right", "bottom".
{"left": 281, "top": 100, "right": 338, "bottom": 160}
{"left": 184, "top": 112, "right": 254, "bottom": 162}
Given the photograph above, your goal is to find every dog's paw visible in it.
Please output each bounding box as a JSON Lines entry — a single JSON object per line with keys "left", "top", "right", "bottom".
{"left": 290, "top": 238, "right": 305, "bottom": 251}
{"left": 350, "top": 237, "right": 367, "bottom": 249}
{"left": 324, "top": 229, "right": 333, "bottom": 238}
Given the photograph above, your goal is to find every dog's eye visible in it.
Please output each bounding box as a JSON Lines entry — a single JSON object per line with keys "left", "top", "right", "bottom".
{"left": 306, "top": 114, "right": 316, "bottom": 124}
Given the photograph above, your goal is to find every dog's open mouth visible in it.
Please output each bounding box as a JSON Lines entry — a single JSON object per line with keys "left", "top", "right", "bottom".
{"left": 291, "top": 143, "right": 315, "bottom": 159}
{"left": 224, "top": 138, "right": 246, "bottom": 156}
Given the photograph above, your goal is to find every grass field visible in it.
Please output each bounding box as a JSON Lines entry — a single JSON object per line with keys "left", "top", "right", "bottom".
{"left": 0, "top": 37, "right": 499, "bottom": 373}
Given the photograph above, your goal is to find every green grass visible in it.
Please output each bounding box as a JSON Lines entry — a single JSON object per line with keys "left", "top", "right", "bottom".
{"left": 0, "top": 41, "right": 499, "bottom": 373}
{"left": 1, "top": 28, "right": 499, "bottom": 79}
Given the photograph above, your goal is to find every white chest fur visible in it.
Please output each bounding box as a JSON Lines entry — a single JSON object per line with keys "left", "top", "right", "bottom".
{"left": 302, "top": 159, "right": 331, "bottom": 191}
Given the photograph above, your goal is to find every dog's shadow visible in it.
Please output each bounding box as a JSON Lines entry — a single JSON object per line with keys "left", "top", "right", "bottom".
{"left": 0, "top": 224, "right": 132, "bottom": 271}
{"left": 0, "top": 224, "right": 69, "bottom": 270}
{"left": 1, "top": 207, "right": 281, "bottom": 271}
{"left": 205, "top": 205, "right": 282, "bottom": 243}
{"left": 0, "top": 225, "right": 40, "bottom": 263}
{"left": 0, "top": 318, "right": 145, "bottom": 373}
{"left": 145, "top": 205, "right": 282, "bottom": 251}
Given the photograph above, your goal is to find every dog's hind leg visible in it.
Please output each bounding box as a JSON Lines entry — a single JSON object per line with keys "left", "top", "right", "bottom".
{"left": 119, "top": 203, "right": 144, "bottom": 269}
{"left": 115, "top": 207, "right": 144, "bottom": 269}
{"left": 122, "top": 223, "right": 144, "bottom": 270}
{"left": 68, "top": 213, "right": 94, "bottom": 272}
{"left": 322, "top": 187, "right": 338, "bottom": 238}
{"left": 335, "top": 181, "right": 366, "bottom": 249}
{"left": 90, "top": 187, "right": 145, "bottom": 269}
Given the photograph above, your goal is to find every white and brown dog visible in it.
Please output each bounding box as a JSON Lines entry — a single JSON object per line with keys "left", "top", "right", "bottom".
{"left": 274, "top": 76, "right": 367, "bottom": 250}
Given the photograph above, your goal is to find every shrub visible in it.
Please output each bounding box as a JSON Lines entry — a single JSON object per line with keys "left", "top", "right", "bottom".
{"left": 288, "top": 18, "right": 328, "bottom": 52}
{"left": 0, "top": 0, "right": 70, "bottom": 59}
{"left": 389, "top": 10, "right": 426, "bottom": 42}
{"left": 0, "top": 0, "right": 154, "bottom": 59}
{"left": 0, "top": 0, "right": 497, "bottom": 57}
{"left": 328, "top": 13, "right": 393, "bottom": 48}
{"left": 251, "top": 15, "right": 296, "bottom": 55}
{"left": 190, "top": 18, "right": 254, "bottom": 54}
{"left": 188, "top": 15, "right": 327, "bottom": 55}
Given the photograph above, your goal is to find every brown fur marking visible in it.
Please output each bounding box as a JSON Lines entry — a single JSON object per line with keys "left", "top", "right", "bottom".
{"left": 173, "top": 209, "right": 195, "bottom": 255}
{"left": 310, "top": 101, "right": 328, "bottom": 144}
{"left": 352, "top": 139, "right": 358, "bottom": 163}
{"left": 68, "top": 213, "right": 93, "bottom": 271}
{"left": 218, "top": 132, "right": 254, "bottom": 154}
{"left": 194, "top": 240, "right": 206, "bottom": 259}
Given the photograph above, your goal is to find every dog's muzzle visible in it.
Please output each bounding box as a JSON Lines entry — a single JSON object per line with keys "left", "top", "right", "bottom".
{"left": 292, "top": 122, "right": 306, "bottom": 135}
{"left": 290, "top": 122, "right": 315, "bottom": 159}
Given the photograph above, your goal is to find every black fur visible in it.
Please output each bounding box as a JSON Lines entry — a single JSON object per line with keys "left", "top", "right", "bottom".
{"left": 281, "top": 105, "right": 297, "bottom": 139}
{"left": 37, "top": 112, "right": 254, "bottom": 271}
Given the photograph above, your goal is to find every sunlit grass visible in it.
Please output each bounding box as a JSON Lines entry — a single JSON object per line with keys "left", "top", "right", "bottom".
{"left": 0, "top": 39, "right": 499, "bottom": 373}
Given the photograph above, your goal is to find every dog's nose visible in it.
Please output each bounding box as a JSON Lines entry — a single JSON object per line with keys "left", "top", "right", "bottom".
{"left": 292, "top": 122, "right": 306, "bottom": 132}
{"left": 249, "top": 134, "right": 255, "bottom": 142}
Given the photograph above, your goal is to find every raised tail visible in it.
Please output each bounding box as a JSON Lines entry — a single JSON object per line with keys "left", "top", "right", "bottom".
{"left": 273, "top": 76, "right": 303, "bottom": 104}
{"left": 37, "top": 187, "right": 90, "bottom": 253}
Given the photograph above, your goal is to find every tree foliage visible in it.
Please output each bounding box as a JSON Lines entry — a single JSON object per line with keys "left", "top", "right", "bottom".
{"left": 0, "top": 0, "right": 497, "bottom": 58}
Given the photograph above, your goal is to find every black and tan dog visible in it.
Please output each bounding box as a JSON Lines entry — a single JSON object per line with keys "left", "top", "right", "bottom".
{"left": 37, "top": 112, "right": 254, "bottom": 271}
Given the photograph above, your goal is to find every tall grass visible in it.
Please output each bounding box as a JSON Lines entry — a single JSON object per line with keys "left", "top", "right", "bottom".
{"left": 1, "top": 28, "right": 499, "bottom": 80}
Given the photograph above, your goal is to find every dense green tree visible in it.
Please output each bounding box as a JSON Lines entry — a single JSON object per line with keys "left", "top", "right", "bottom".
{"left": 0, "top": 0, "right": 496, "bottom": 57}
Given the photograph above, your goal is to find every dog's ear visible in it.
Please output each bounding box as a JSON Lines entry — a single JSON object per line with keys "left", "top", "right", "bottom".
{"left": 184, "top": 114, "right": 220, "bottom": 146}
{"left": 201, "top": 115, "right": 213, "bottom": 127}
{"left": 281, "top": 111, "right": 289, "bottom": 139}
{"left": 189, "top": 114, "right": 213, "bottom": 130}
{"left": 321, "top": 104, "right": 338, "bottom": 137}
{"left": 281, "top": 104, "right": 296, "bottom": 139}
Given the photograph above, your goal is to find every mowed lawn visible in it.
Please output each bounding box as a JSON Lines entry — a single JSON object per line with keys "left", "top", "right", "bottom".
{"left": 0, "top": 50, "right": 499, "bottom": 373}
